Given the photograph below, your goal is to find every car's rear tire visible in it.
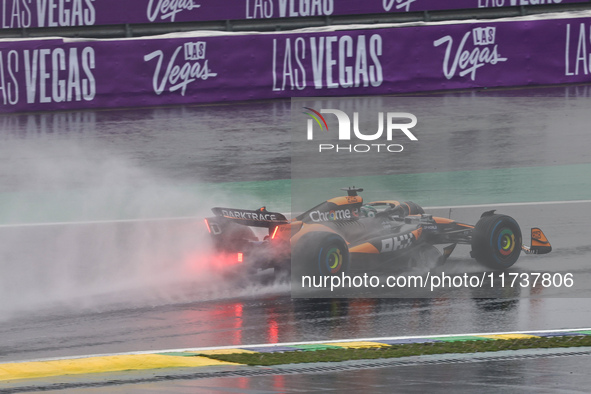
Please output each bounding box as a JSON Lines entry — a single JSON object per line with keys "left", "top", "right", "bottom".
{"left": 294, "top": 233, "right": 350, "bottom": 276}
{"left": 471, "top": 214, "right": 522, "bottom": 269}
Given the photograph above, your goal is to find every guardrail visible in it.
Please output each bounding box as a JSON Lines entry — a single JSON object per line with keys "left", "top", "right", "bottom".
{"left": 1, "top": 11, "right": 591, "bottom": 113}
{"left": 0, "top": 1, "right": 590, "bottom": 38}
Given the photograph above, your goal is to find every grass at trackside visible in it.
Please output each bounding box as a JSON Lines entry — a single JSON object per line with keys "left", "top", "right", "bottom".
{"left": 201, "top": 336, "right": 591, "bottom": 366}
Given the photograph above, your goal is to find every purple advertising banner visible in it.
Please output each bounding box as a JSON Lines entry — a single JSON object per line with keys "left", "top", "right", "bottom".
{"left": 0, "top": 0, "right": 587, "bottom": 29}
{"left": 1, "top": 14, "right": 591, "bottom": 113}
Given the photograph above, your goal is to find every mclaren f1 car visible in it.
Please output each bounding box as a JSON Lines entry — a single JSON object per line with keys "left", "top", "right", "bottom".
{"left": 204, "top": 187, "right": 551, "bottom": 277}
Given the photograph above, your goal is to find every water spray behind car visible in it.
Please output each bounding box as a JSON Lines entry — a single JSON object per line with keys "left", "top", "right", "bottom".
{"left": 0, "top": 140, "right": 280, "bottom": 319}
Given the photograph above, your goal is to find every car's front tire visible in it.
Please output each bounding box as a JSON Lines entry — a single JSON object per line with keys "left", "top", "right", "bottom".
{"left": 471, "top": 214, "right": 522, "bottom": 269}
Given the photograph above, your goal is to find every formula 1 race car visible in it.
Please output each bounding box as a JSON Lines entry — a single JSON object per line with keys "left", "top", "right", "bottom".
{"left": 204, "top": 187, "right": 552, "bottom": 277}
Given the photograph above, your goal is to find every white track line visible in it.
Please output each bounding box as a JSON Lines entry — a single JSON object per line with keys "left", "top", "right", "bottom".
{"left": 424, "top": 199, "right": 591, "bottom": 210}
{"left": 10, "top": 327, "right": 591, "bottom": 364}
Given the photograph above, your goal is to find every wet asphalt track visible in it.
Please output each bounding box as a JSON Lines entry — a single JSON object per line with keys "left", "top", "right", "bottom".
{"left": 0, "top": 201, "right": 590, "bottom": 364}
{"left": 1, "top": 84, "right": 591, "bottom": 372}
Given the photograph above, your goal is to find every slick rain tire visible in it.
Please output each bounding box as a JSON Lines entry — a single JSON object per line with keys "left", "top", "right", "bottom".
{"left": 471, "top": 214, "right": 522, "bottom": 269}
{"left": 294, "top": 233, "right": 350, "bottom": 277}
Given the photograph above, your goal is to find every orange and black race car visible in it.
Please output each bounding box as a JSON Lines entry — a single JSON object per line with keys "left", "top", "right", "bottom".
{"left": 204, "top": 187, "right": 551, "bottom": 277}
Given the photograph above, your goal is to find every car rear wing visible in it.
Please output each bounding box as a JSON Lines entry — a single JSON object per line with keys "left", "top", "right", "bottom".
{"left": 521, "top": 227, "right": 552, "bottom": 255}
{"left": 211, "top": 207, "right": 288, "bottom": 228}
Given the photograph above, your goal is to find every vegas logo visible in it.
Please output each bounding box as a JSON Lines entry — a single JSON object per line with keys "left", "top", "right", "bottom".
{"left": 147, "top": 0, "right": 201, "bottom": 22}
{"left": 382, "top": 0, "right": 417, "bottom": 12}
{"left": 433, "top": 26, "right": 507, "bottom": 81}
{"left": 144, "top": 41, "right": 217, "bottom": 96}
